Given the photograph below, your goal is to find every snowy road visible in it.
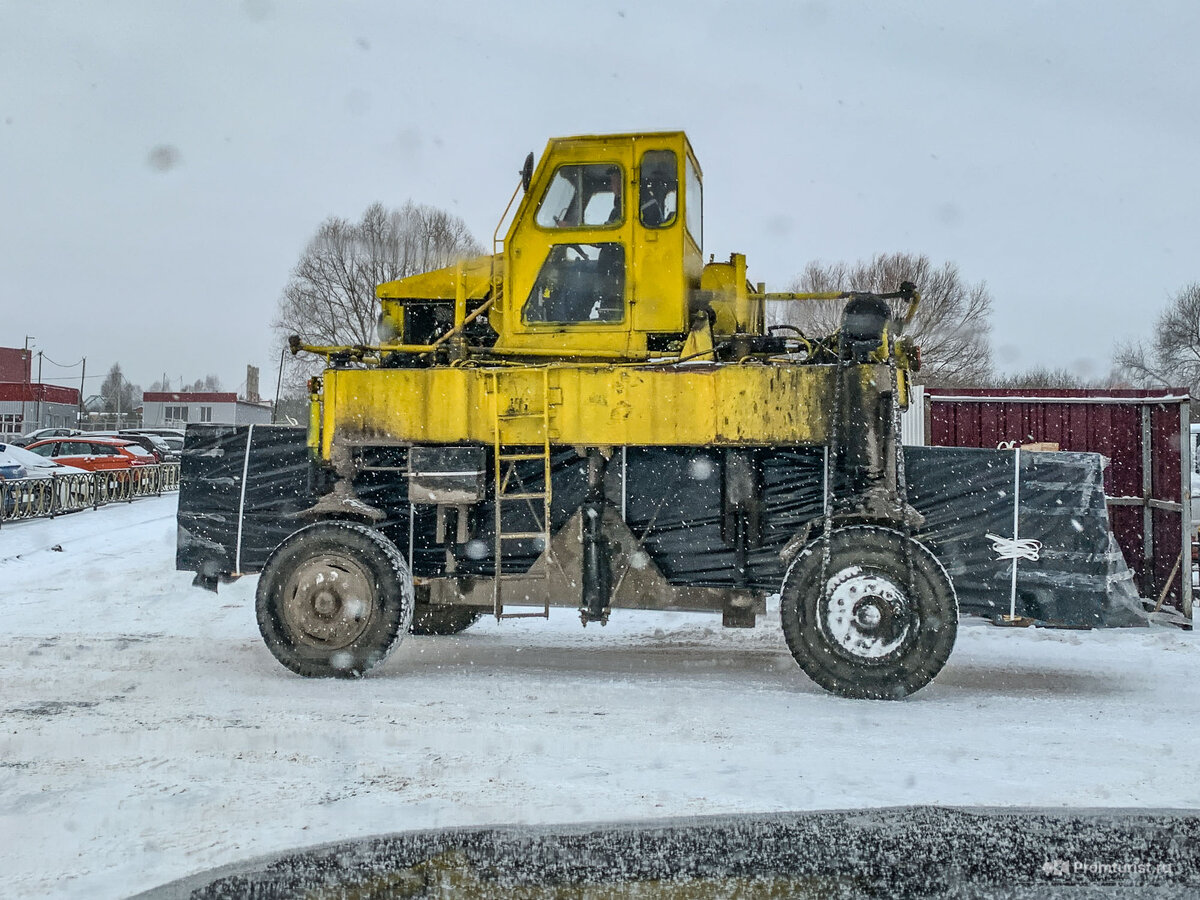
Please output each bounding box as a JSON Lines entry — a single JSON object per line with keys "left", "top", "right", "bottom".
{"left": 1, "top": 496, "right": 1198, "bottom": 898}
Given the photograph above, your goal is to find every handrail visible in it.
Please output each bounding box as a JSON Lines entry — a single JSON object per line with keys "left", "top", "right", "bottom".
{"left": 0, "top": 462, "right": 180, "bottom": 526}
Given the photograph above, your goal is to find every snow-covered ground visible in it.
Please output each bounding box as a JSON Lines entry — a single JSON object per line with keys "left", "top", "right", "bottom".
{"left": 1, "top": 496, "right": 1198, "bottom": 899}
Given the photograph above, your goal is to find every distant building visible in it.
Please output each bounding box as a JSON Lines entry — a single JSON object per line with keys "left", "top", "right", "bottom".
{"left": 0, "top": 346, "right": 32, "bottom": 383}
{"left": 141, "top": 391, "right": 272, "bottom": 427}
{"left": 0, "top": 383, "right": 82, "bottom": 439}
{"left": 0, "top": 347, "right": 81, "bottom": 439}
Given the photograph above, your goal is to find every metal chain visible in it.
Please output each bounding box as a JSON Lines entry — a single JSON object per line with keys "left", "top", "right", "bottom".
{"left": 820, "top": 355, "right": 846, "bottom": 597}
{"left": 887, "top": 345, "right": 919, "bottom": 614}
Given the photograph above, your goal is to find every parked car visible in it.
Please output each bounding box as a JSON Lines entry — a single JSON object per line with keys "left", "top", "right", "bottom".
{"left": 11, "top": 427, "right": 81, "bottom": 447}
{"left": 0, "top": 443, "right": 91, "bottom": 516}
{"left": 156, "top": 435, "right": 184, "bottom": 458}
{"left": 24, "top": 436, "right": 156, "bottom": 471}
{"left": 118, "top": 428, "right": 185, "bottom": 460}
{"left": 0, "top": 449, "right": 27, "bottom": 480}
{"left": 92, "top": 430, "right": 173, "bottom": 462}
{"left": 0, "top": 442, "right": 89, "bottom": 480}
{"left": 121, "top": 427, "right": 185, "bottom": 440}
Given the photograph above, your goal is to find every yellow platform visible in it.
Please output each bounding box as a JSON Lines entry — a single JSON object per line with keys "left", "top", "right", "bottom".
{"left": 316, "top": 361, "right": 897, "bottom": 456}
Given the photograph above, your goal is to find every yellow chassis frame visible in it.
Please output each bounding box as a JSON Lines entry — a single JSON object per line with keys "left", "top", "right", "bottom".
{"left": 313, "top": 361, "right": 905, "bottom": 457}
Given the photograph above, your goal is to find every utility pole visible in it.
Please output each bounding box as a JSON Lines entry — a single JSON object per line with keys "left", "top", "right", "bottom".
{"left": 78, "top": 357, "right": 86, "bottom": 427}
{"left": 35, "top": 351, "right": 44, "bottom": 429}
{"left": 23, "top": 335, "right": 34, "bottom": 435}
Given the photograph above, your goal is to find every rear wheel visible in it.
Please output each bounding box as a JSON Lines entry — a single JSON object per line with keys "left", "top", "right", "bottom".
{"left": 256, "top": 521, "right": 413, "bottom": 677}
{"left": 780, "top": 525, "right": 957, "bottom": 699}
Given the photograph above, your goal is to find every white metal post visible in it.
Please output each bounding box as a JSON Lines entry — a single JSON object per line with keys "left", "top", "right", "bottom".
{"left": 1180, "top": 401, "right": 1193, "bottom": 620}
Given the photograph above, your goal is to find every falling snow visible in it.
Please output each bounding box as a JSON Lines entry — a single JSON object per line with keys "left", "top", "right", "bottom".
{"left": 1, "top": 495, "right": 1198, "bottom": 898}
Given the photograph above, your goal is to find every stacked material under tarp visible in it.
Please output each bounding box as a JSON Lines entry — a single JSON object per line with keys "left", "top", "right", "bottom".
{"left": 177, "top": 427, "right": 1145, "bottom": 626}
{"left": 176, "top": 425, "right": 312, "bottom": 584}
{"left": 904, "top": 448, "right": 1143, "bottom": 626}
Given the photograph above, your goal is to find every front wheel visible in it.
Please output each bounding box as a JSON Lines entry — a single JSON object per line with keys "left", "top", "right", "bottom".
{"left": 256, "top": 521, "right": 413, "bottom": 678}
{"left": 780, "top": 526, "right": 957, "bottom": 699}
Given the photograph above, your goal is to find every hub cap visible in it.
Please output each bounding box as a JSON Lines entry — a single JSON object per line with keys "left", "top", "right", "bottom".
{"left": 821, "top": 567, "right": 911, "bottom": 661}
{"left": 280, "top": 551, "right": 375, "bottom": 649}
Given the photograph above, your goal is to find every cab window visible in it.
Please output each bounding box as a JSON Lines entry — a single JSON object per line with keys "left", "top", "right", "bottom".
{"left": 535, "top": 164, "right": 623, "bottom": 228}
{"left": 639, "top": 150, "right": 677, "bottom": 228}
{"left": 685, "top": 156, "right": 702, "bottom": 247}
{"left": 522, "top": 243, "right": 625, "bottom": 324}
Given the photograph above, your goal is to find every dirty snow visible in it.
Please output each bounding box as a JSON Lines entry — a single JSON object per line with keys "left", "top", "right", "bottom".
{"left": 1, "top": 496, "right": 1198, "bottom": 899}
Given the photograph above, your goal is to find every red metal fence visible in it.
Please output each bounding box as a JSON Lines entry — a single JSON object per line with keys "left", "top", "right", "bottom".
{"left": 926, "top": 388, "right": 1192, "bottom": 620}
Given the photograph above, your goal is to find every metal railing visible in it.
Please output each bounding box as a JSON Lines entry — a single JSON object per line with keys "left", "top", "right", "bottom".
{"left": 0, "top": 462, "right": 180, "bottom": 526}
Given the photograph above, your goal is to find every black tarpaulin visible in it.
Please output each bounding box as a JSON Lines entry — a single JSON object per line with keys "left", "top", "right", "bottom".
{"left": 177, "top": 426, "right": 1145, "bottom": 625}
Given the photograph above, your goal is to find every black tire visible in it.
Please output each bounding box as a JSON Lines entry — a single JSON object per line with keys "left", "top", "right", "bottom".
{"left": 780, "top": 525, "right": 957, "bottom": 700}
{"left": 256, "top": 521, "right": 413, "bottom": 678}
{"left": 409, "top": 604, "right": 484, "bottom": 636}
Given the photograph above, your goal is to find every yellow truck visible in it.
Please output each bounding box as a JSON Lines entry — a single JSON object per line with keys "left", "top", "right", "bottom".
{"left": 178, "top": 132, "right": 957, "bottom": 699}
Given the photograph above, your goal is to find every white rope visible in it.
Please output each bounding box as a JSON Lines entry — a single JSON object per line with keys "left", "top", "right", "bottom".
{"left": 985, "top": 533, "right": 1043, "bottom": 561}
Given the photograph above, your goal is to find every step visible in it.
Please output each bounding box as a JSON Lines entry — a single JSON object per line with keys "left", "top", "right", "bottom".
{"left": 498, "top": 452, "right": 547, "bottom": 462}
{"left": 498, "top": 492, "right": 548, "bottom": 501}
{"left": 497, "top": 531, "right": 549, "bottom": 540}
{"left": 498, "top": 411, "right": 547, "bottom": 420}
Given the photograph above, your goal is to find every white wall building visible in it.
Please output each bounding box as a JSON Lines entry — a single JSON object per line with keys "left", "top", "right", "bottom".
{"left": 0, "top": 383, "right": 81, "bottom": 440}
{"left": 141, "top": 392, "right": 272, "bottom": 427}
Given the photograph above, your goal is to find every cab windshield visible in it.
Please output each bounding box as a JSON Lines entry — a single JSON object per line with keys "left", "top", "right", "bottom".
{"left": 535, "top": 163, "right": 623, "bottom": 228}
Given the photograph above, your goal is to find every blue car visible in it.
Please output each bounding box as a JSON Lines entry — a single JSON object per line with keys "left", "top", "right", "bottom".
{"left": 0, "top": 449, "right": 28, "bottom": 480}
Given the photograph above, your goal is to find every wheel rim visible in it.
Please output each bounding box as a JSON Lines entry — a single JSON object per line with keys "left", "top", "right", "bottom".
{"left": 279, "top": 550, "right": 376, "bottom": 650}
{"left": 820, "top": 567, "right": 912, "bottom": 662}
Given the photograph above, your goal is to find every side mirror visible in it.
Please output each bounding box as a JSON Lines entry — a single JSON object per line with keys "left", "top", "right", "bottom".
{"left": 520, "top": 152, "right": 534, "bottom": 193}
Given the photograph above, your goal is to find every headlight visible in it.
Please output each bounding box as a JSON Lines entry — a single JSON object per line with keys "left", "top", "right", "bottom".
{"left": 377, "top": 312, "right": 399, "bottom": 343}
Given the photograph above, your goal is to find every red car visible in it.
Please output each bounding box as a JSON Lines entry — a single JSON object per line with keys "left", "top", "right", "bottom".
{"left": 24, "top": 436, "right": 157, "bottom": 472}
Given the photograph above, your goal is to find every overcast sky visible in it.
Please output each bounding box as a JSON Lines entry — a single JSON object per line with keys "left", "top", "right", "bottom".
{"left": 3, "top": 1, "right": 1198, "bottom": 397}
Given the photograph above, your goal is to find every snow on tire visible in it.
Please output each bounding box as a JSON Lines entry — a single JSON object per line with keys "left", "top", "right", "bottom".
{"left": 780, "top": 525, "right": 957, "bottom": 700}
{"left": 255, "top": 521, "right": 414, "bottom": 678}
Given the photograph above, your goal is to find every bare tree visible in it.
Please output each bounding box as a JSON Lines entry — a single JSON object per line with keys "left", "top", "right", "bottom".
{"left": 1113, "top": 282, "right": 1200, "bottom": 392}
{"left": 992, "top": 367, "right": 1100, "bottom": 390}
{"left": 99, "top": 363, "right": 140, "bottom": 414}
{"left": 772, "top": 253, "right": 993, "bottom": 385}
{"left": 274, "top": 201, "right": 482, "bottom": 387}
{"left": 149, "top": 374, "right": 222, "bottom": 393}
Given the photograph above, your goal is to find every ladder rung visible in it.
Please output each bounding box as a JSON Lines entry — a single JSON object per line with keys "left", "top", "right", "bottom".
{"left": 498, "top": 411, "right": 545, "bottom": 420}
{"left": 498, "top": 611, "right": 550, "bottom": 619}
{"left": 499, "top": 452, "right": 546, "bottom": 461}
{"left": 498, "top": 492, "right": 547, "bottom": 501}
{"left": 498, "top": 531, "right": 548, "bottom": 540}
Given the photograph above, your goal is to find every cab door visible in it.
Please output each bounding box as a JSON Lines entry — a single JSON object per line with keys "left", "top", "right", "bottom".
{"left": 628, "top": 137, "right": 689, "bottom": 335}
{"left": 502, "top": 138, "right": 635, "bottom": 354}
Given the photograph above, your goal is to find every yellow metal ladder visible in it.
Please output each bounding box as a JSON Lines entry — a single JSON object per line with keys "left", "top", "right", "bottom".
{"left": 490, "top": 367, "right": 555, "bottom": 619}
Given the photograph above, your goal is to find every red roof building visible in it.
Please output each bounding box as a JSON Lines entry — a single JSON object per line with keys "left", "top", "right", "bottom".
{"left": 0, "top": 347, "right": 33, "bottom": 383}
{"left": 141, "top": 391, "right": 271, "bottom": 427}
{"left": 0, "top": 381, "right": 81, "bottom": 440}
